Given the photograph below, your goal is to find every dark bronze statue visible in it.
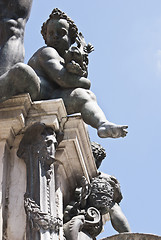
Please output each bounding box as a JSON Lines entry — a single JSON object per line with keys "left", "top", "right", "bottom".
{"left": 0, "top": 0, "right": 40, "bottom": 102}
{"left": 63, "top": 143, "right": 131, "bottom": 239}
{"left": 0, "top": 7, "right": 128, "bottom": 139}
{"left": 63, "top": 173, "right": 131, "bottom": 240}
{"left": 0, "top": 0, "right": 33, "bottom": 70}
{"left": 28, "top": 8, "right": 128, "bottom": 139}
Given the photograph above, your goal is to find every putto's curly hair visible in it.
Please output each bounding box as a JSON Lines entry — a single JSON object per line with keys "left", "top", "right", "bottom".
{"left": 91, "top": 142, "right": 106, "bottom": 169}
{"left": 41, "top": 8, "right": 78, "bottom": 45}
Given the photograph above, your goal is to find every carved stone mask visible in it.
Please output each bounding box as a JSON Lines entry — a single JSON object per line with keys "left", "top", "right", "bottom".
{"left": 43, "top": 127, "right": 57, "bottom": 163}
{"left": 17, "top": 122, "right": 57, "bottom": 166}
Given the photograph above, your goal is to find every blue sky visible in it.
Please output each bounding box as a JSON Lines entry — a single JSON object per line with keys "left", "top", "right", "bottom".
{"left": 25, "top": 1, "right": 161, "bottom": 238}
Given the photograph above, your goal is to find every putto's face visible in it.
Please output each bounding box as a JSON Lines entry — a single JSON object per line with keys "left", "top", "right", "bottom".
{"left": 46, "top": 18, "right": 71, "bottom": 56}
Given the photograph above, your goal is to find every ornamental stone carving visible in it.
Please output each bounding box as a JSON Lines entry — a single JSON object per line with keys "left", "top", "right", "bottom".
{"left": 63, "top": 173, "right": 131, "bottom": 240}
{"left": 17, "top": 122, "right": 62, "bottom": 239}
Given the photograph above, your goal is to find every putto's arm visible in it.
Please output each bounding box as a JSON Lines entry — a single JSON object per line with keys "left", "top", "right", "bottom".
{"left": 37, "top": 47, "right": 91, "bottom": 89}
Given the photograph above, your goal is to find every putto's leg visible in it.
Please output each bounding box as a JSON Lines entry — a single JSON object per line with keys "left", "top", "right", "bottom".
{"left": 0, "top": 63, "right": 40, "bottom": 102}
{"left": 97, "top": 122, "right": 128, "bottom": 138}
{"left": 53, "top": 88, "right": 128, "bottom": 139}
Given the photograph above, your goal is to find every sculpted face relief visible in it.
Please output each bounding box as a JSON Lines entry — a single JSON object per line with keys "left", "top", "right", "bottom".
{"left": 45, "top": 129, "right": 57, "bottom": 163}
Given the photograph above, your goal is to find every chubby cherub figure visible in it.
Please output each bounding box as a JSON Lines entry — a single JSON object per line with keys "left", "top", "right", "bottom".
{"left": 28, "top": 8, "right": 128, "bottom": 138}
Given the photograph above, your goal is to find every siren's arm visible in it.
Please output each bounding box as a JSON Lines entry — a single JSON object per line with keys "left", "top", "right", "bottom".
{"left": 109, "top": 203, "right": 131, "bottom": 233}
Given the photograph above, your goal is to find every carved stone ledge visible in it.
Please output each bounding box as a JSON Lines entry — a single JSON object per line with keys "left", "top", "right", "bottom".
{"left": 55, "top": 114, "right": 97, "bottom": 206}
{"left": 25, "top": 97, "right": 67, "bottom": 132}
{"left": 0, "top": 94, "right": 67, "bottom": 145}
{"left": 0, "top": 94, "right": 32, "bottom": 146}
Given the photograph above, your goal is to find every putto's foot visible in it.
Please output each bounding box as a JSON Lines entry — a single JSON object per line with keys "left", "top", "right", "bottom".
{"left": 97, "top": 122, "right": 128, "bottom": 138}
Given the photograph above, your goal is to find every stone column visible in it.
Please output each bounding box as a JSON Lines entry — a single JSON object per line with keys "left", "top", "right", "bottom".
{"left": 17, "top": 123, "right": 61, "bottom": 240}
{"left": 0, "top": 94, "right": 32, "bottom": 240}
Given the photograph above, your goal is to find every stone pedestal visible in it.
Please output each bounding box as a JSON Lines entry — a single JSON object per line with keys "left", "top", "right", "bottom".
{"left": 0, "top": 94, "right": 97, "bottom": 240}
{"left": 101, "top": 233, "right": 161, "bottom": 240}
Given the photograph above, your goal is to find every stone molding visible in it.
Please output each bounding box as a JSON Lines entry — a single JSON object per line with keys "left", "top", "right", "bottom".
{"left": 55, "top": 115, "right": 97, "bottom": 206}
{"left": 0, "top": 94, "right": 67, "bottom": 145}
{"left": 0, "top": 94, "right": 32, "bottom": 146}
{"left": 25, "top": 97, "right": 67, "bottom": 132}
{"left": 101, "top": 233, "right": 161, "bottom": 240}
